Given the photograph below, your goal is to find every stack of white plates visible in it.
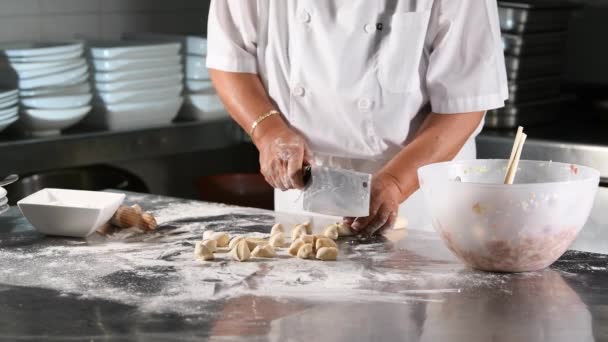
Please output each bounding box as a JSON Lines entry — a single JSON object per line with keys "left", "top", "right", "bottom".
{"left": 124, "top": 33, "right": 226, "bottom": 122}
{"left": 0, "top": 42, "right": 92, "bottom": 137}
{"left": 0, "top": 187, "right": 8, "bottom": 215}
{"left": 0, "top": 89, "right": 19, "bottom": 134}
{"left": 86, "top": 41, "right": 184, "bottom": 130}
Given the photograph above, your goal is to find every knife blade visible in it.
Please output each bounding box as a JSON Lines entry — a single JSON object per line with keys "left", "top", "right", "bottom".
{"left": 301, "top": 166, "right": 371, "bottom": 217}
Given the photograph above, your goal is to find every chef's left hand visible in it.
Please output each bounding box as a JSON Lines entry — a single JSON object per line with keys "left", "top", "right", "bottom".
{"left": 345, "top": 172, "right": 403, "bottom": 236}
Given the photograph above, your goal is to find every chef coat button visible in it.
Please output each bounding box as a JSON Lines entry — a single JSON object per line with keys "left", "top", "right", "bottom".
{"left": 292, "top": 86, "right": 306, "bottom": 97}
{"left": 358, "top": 98, "right": 373, "bottom": 111}
{"left": 364, "top": 23, "right": 376, "bottom": 33}
{"left": 298, "top": 11, "right": 311, "bottom": 24}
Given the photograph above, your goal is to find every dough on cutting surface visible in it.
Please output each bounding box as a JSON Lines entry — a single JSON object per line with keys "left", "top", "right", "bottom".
{"left": 297, "top": 243, "right": 314, "bottom": 259}
{"left": 209, "top": 232, "right": 230, "bottom": 247}
{"left": 288, "top": 239, "right": 306, "bottom": 256}
{"left": 301, "top": 221, "right": 313, "bottom": 235}
{"left": 394, "top": 216, "right": 408, "bottom": 230}
{"left": 292, "top": 225, "right": 307, "bottom": 240}
{"left": 251, "top": 244, "right": 277, "bottom": 258}
{"left": 270, "top": 223, "right": 284, "bottom": 236}
{"left": 323, "top": 224, "right": 339, "bottom": 240}
{"left": 337, "top": 223, "right": 355, "bottom": 237}
{"left": 230, "top": 240, "right": 251, "bottom": 262}
{"left": 229, "top": 236, "right": 245, "bottom": 249}
{"left": 245, "top": 238, "right": 267, "bottom": 251}
{"left": 194, "top": 241, "right": 214, "bottom": 261}
{"left": 300, "top": 234, "right": 314, "bottom": 244}
{"left": 202, "top": 239, "right": 217, "bottom": 252}
{"left": 269, "top": 232, "right": 285, "bottom": 248}
{"left": 203, "top": 230, "right": 215, "bottom": 240}
{"left": 316, "top": 247, "right": 338, "bottom": 261}
{"left": 315, "top": 237, "right": 337, "bottom": 251}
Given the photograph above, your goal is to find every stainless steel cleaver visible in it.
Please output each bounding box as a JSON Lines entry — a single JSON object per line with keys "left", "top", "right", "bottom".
{"left": 302, "top": 166, "right": 371, "bottom": 217}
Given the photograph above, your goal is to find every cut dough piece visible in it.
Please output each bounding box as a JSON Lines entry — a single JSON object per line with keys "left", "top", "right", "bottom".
{"left": 251, "top": 244, "right": 277, "bottom": 258}
{"left": 202, "top": 239, "right": 217, "bottom": 252}
{"left": 288, "top": 239, "right": 305, "bottom": 256}
{"left": 292, "top": 225, "right": 307, "bottom": 241}
{"left": 194, "top": 241, "right": 214, "bottom": 261}
{"left": 316, "top": 247, "right": 338, "bottom": 261}
{"left": 301, "top": 221, "right": 312, "bottom": 235}
{"left": 315, "top": 237, "right": 337, "bottom": 251}
{"left": 337, "top": 223, "right": 355, "bottom": 237}
{"left": 269, "top": 232, "right": 285, "bottom": 248}
{"left": 230, "top": 240, "right": 251, "bottom": 262}
{"left": 323, "top": 224, "right": 339, "bottom": 240}
{"left": 297, "top": 243, "right": 314, "bottom": 259}
{"left": 209, "top": 232, "right": 230, "bottom": 247}
{"left": 245, "top": 238, "right": 268, "bottom": 251}
{"left": 229, "top": 236, "right": 245, "bottom": 250}
{"left": 270, "top": 223, "right": 284, "bottom": 236}
{"left": 202, "top": 230, "right": 214, "bottom": 240}
{"left": 394, "top": 216, "right": 408, "bottom": 230}
{"left": 300, "top": 234, "right": 314, "bottom": 244}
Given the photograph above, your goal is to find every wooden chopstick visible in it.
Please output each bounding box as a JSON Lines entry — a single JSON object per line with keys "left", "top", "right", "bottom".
{"left": 504, "top": 128, "right": 527, "bottom": 185}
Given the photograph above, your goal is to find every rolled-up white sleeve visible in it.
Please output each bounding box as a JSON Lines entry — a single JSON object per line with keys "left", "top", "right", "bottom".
{"left": 425, "top": 0, "right": 508, "bottom": 114}
{"left": 206, "top": 0, "right": 258, "bottom": 73}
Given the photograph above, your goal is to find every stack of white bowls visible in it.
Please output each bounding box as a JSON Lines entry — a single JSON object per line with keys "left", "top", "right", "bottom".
{"left": 0, "top": 42, "right": 92, "bottom": 137}
{"left": 124, "top": 33, "right": 226, "bottom": 121}
{"left": 0, "top": 88, "right": 18, "bottom": 134}
{"left": 86, "top": 41, "right": 184, "bottom": 130}
{"left": 0, "top": 186, "right": 8, "bottom": 215}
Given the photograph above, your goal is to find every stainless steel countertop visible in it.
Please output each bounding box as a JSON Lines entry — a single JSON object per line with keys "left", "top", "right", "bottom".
{"left": 0, "top": 192, "right": 607, "bottom": 341}
{"left": 0, "top": 119, "right": 243, "bottom": 175}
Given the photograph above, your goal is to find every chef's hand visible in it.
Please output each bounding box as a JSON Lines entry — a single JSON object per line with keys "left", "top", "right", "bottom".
{"left": 345, "top": 172, "right": 403, "bottom": 236}
{"left": 256, "top": 125, "right": 313, "bottom": 191}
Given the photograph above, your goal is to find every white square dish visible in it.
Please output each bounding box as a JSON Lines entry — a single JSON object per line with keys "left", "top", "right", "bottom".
{"left": 18, "top": 189, "right": 125, "bottom": 238}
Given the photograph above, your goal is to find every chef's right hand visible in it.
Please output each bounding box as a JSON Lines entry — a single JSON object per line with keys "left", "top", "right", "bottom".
{"left": 255, "top": 124, "right": 312, "bottom": 191}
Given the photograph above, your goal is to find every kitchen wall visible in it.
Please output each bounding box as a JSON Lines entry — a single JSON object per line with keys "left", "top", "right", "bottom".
{"left": 0, "top": 0, "right": 210, "bottom": 43}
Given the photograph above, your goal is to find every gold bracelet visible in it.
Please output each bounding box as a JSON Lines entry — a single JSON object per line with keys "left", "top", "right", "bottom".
{"left": 250, "top": 109, "right": 280, "bottom": 136}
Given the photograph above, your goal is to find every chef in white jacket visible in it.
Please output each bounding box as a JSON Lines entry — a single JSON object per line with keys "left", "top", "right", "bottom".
{"left": 207, "top": 0, "right": 508, "bottom": 235}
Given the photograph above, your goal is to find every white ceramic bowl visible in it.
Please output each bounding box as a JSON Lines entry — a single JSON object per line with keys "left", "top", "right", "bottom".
{"left": 91, "top": 55, "right": 181, "bottom": 72}
{"left": 0, "top": 105, "right": 18, "bottom": 120}
{"left": 94, "top": 74, "right": 183, "bottom": 93}
{"left": 0, "top": 116, "right": 18, "bottom": 132}
{"left": 13, "top": 58, "right": 86, "bottom": 79}
{"left": 185, "top": 55, "right": 209, "bottom": 80}
{"left": 0, "top": 96, "right": 18, "bottom": 110}
{"left": 94, "top": 64, "right": 182, "bottom": 83}
{"left": 179, "top": 93, "right": 226, "bottom": 121}
{"left": 0, "top": 187, "right": 6, "bottom": 200}
{"left": 22, "top": 93, "right": 92, "bottom": 110}
{"left": 123, "top": 33, "right": 207, "bottom": 56}
{"left": 18, "top": 65, "right": 88, "bottom": 90}
{"left": 186, "top": 79, "right": 213, "bottom": 93}
{"left": 18, "top": 188, "right": 125, "bottom": 238}
{"left": 0, "top": 42, "right": 83, "bottom": 58}
{"left": 89, "top": 41, "right": 180, "bottom": 59}
{"left": 20, "top": 82, "right": 91, "bottom": 98}
{"left": 89, "top": 97, "right": 182, "bottom": 130}
{"left": 96, "top": 84, "right": 182, "bottom": 105}
{"left": 20, "top": 105, "right": 91, "bottom": 136}
{"left": 418, "top": 159, "right": 600, "bottom": 272}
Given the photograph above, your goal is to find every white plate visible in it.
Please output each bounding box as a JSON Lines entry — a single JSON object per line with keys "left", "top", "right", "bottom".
{"left": 94, "top": 64, "right": 182, "bottom": 83}
{"left": 185, "top": 55, "right": 209, "bottom": 80}
{"left": 88, "top": 97, "right": 182, "bottom": 130}
{"left": 14, "top": 58, "right": 86, "bottom": 79}
{"left": 20, "top": 105, "right": 91, "bottom": 136}
{"left": 0, "top": 196, "right": 7, "bottom": 207}
{"left": 0, "top": 105, "right": 18, "bottom": 120}
{"left": 22, "top": 93, "right": 92, "bottom": 110}
{"left": 89, "top": 41, "right": 181, "bottom": 59}
{"left": 0, "top": 116, "right": 18, "bottom": 132}
{"left": 0, "top": 42, "right": 83, "bottom": 58}
{"left": 179, "top": 93, "right": 227, "bottom": 121}
{"left": 9, "top": 59, "right": 79, "bottom": 72}
{"left": 186, "top": 79, "right": 214, "bottom": 93}
{"left": 0, "top": 96, "right": 18, "bottom": 110}
{"left": 91, "top": 55, "right": 181, "bottom": 72}
{"left": 19, "top": 65, "right": 89, "bottom": 90}
{"left": 0, "top": 89, "right": 18, "bottom": 101}
{"left": 123, "top": 33, "right": 207, "bottom": 56}
{"left": 96, "top": 84, "right": 182, "bottom": 104}
{"left": 18, "top": 189, "right": 125, "bottom": 238}
{"left": 8, "top": 49, "right": 83, "bottom": 63}
{"left": 94, "top": 74, "right": 183, "bottom": 93}
{"left": 20, "top": 82, "right": 91, "bottom": 98}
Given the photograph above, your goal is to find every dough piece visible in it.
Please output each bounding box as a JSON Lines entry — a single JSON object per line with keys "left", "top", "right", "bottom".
{"left": 292, "top": 225, "right": 307, "bottom": 241}
{"left": 203, "top": 230, "right": 215, "bottom": 240}
{"left": 194, "top": 241, "right": 214, "bottom": 261}
{"left": 229, "top": 236, "right": 245, "bottom": 250}
{"left": 302, "top": 221, "right": 313, "bottom": 235}
{"left": 316, "top": 247, "right": 338, "bottom": 261}
{"left": 394, "top": 216, "right": 408, "bottom": 230}
{"left": 230, "top": 240, "right": 251, "bottom": 262}
{"left": 323, "top": 224, "right": 339, "bottom": 240}
{"left": 202, "top": 239, "right": 217, "bottom": 252}
{"left": 251, "top": 244, "right": 277, "bottom": 258}
{"left": 315, "top": 237, "right": 337, "bottom": 251}
{"left": 297, "top": 243, "right": 314, "bottom": 259}
{"left": 269, "top": 232, "right": 285, "bottom": 248}
{"left": 210, "top": 232, "right": 230, "bottom": 247}
{"left": 288, "top": 239, "right": 306, "bottom": 256}
{"left": 245, "top": 238, "right": 267, "bottom": 251}
{"left": 270, "top": 223, "right": 284, "bottom": 236}
{"left": 300, "top": 234, "right": 314, "bottom": 244}
{"left": 337, "top": 223, "right": 355, "bottom": 237}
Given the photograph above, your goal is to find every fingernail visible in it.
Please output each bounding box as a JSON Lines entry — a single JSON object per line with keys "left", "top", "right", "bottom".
{"left": 351, "top": 222, "right": 361, "bottom": 231}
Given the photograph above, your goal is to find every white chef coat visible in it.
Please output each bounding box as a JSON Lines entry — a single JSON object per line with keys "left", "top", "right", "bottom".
{"left": 207, "top": 0, "right": 508, "bottom": 228}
